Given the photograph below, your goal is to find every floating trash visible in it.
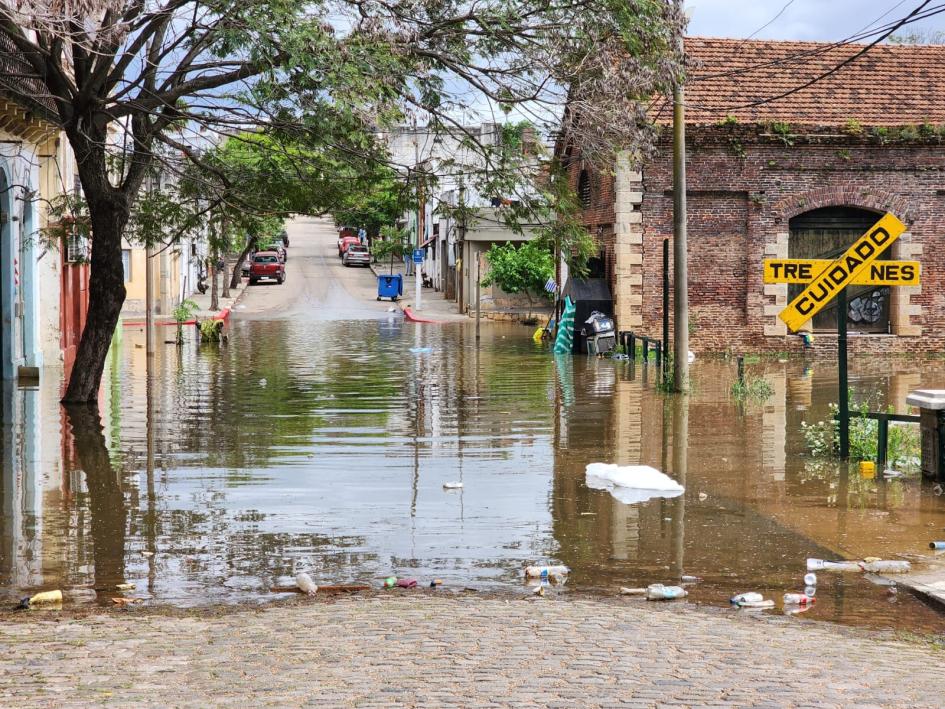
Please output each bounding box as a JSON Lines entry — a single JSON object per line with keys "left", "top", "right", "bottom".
{"left": 585, "top": 463, "right": 684, "bottom": 505}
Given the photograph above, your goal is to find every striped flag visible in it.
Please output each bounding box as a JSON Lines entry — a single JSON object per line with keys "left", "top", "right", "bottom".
{"left": 544, "top": 278, "right": 557, "bottom": 293}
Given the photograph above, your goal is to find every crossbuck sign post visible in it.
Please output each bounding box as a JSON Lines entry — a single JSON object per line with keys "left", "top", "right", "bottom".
{"left": 763, "top": 213, "right": 913, "bottom": 458}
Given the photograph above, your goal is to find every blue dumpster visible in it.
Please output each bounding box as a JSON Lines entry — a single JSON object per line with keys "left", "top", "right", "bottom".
{"left": 377, "top": 273, "right": 403, "bottom": 301}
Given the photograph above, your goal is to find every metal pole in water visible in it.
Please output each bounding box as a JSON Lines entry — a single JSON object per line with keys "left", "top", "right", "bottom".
{"left": 838, "top": 287, "right": 849, "bottom": 459}
{"left": 145, "top": 245, "right": 155, "bottom": 357}
{"left": 475, "top": 253, "right": 481, "bottom": 342}
{"left": 663, "top": 237, "right": 670, "bottom": 371}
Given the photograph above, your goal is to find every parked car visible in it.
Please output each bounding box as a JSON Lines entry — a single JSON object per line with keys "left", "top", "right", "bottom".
{"left": 249, "top": 251, "right": 285, "bottom": 285}
{"left": 275, "top": 244, "right": 287, "bottom": 262}
{"left": 343, "top": 244, "right": 371, "bottom": 267}
{"left": 338, "top": 235, "right": 360, "bottom": 257}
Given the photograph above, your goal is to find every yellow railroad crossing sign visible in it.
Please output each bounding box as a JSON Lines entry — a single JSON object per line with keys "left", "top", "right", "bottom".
{"left": 764, "top": 258, "right": 919, "bottom": 286}
{"left": 778, "top": 213, "right": 907, "bottom": 332}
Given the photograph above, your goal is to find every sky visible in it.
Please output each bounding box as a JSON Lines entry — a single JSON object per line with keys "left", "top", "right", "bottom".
{"left": 686, "top": 0, "right": 943, "bottom": 41}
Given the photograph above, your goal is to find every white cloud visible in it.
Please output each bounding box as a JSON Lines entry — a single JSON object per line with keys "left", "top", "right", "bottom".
{"left": 686, "top": 0, "right": 943, "bottom": 41}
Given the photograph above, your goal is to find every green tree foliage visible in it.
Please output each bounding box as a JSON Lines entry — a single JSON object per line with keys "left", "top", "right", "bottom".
{"left": 481, "top": 241, "right": 555, "bottom": 301}
{"left": 330, "top": 168, "right": 409, "bottom": 239}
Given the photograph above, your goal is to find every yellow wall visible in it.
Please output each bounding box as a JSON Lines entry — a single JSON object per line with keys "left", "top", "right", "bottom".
{"left": 123, "top": 244, "right": 147, "bottom": 302}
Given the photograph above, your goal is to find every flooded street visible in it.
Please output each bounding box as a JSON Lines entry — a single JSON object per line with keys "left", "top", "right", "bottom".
{"left": 3, "top": 219, "right": 945, "bottom": 636}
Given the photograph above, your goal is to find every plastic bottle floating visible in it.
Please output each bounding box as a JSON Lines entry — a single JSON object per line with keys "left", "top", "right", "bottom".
{"left": 807, "top": 558, "right": 911, "bottom": 573}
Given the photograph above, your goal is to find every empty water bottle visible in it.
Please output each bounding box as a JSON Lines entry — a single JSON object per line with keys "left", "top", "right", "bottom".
{"left": 645, "top": 584, "right": 687, "bottom": 600}
{"left": 804, "top": 585, "right": 818, "bottom": 597}
{"left": 525, "top": 565, "right": 570, "bottom": 578}
{"left": 783, "top": 593, "right": 815, "bottom": 606}
{"left": 806, "top": 558, "right": 861, "bottom": 572}
{"left": 730, "top": 592, "right": 764, "bottom": 605}
{"left": 859, "top": 560, "right": 910, "bottom": 573}
{"left": 804, "top": 572, "right": 817, "bottom": 586}
{"left": 737, "top": 599, "right": 775, "bottom": 608}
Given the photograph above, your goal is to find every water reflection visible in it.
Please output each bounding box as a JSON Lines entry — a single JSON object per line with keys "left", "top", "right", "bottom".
{"left": 1, "top": 319, "right": 945, "bottom": 633}
{"left": 64, "top": 405, "right": 126, "bottom": 592}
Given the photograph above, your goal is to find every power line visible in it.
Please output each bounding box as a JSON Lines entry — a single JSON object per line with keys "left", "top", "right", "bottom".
{"left": 745, "top": 0, "right": 797, "bottom": 40}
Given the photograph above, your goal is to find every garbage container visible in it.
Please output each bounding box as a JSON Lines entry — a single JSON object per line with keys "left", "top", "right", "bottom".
{"left": 377, "top": 274, "right": 403, "bottom": 301}
{"left": 905, "top": 389, "right": 945, "bottom": 482}
{"left": 561, "top": 278, "right": 614, "bottom": 354}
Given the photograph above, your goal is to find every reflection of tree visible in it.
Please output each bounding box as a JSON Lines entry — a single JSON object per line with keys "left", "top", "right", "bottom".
{"left": 65, "top": 405, "right": 127, "bottom": 588}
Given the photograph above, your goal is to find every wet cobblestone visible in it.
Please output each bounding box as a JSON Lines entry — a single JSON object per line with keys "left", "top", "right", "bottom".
{"left": 0, "top": 595, "right": 942, "bottom": 707}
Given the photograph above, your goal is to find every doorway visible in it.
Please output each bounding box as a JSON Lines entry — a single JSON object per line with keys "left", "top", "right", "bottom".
{"left": 788, "top": 206, "right": 890, "bottom": 334}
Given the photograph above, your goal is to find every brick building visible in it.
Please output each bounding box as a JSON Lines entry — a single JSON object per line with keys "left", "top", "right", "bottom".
{"left": 560, "top": 37, "right": 945, "bottom": 355}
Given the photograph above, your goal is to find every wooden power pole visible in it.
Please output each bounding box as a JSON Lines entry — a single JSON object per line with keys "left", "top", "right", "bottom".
{"left": 672, "top": 25, "right": 689, "bottom": 393}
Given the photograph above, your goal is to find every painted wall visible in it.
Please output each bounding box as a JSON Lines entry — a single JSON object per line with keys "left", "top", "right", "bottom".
{"left": 0, "top": 132, "right": 45, "bottom": 378}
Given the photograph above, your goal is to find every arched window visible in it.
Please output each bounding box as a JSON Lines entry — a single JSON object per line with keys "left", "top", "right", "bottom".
{"left": 578, "top": 169, "right": 591, "bottom": 209}
{"left": 788, "top": 206, "right": 890, "bottom": 333}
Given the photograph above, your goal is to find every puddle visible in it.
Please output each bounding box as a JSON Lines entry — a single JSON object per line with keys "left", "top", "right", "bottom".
{"left": 2, "top": 316, "right": 945, "bottom": 635}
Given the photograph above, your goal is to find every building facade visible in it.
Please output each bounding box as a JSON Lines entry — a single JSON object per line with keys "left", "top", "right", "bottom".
{"left": 562, "top": 37, "right": 945, "bottom": 355}
{"left": 0, "top": 35, "right": 80, "bottom": 379}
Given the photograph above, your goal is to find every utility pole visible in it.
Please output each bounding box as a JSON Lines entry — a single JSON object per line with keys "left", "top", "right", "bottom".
{"left": 145, "top": 245, "right": 155, "bottom": 357}
{"left": 416, "top": 177, "right": 424, "bottom": 310}
{"left": 672, "top": 21, "right": 689, "bottom": 393}
{"left": 413, "top": 119, "right": 423, "bottom": 311}
{"left": 475, "top": 253, "right": 481, "bottom": 341}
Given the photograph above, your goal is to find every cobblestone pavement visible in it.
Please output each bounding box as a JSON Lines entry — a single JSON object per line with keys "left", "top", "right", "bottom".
{"left": 0, "top": 594, "right": 942, "bottom": 707}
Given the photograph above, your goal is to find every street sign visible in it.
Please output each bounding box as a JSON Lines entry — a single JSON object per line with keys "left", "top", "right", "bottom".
{"left": 764, "top": 258, "right": 920, "bottom": 286}
{"left": 412, "top": 248, "right": 424, "bottom": 264}
{"left": 778, "top": 212, "right": 907, "bottom": 332}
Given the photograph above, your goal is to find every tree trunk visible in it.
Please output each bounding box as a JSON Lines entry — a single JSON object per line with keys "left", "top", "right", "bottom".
{"left": 210, "top": 255, "right": 219, "bottom": 311}
{"left": 221, "top": 256, "right": 230, "bottom": 299}
{"left": 62, "top": 194, "right": 130, "bottom": 403}
{"left": 231, "top": 236, "right": 256, "bottom": 290}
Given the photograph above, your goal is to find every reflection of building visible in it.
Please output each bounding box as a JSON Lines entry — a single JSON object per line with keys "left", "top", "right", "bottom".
{"left": 558, "top": 38, "right": 945, "bottom": 354}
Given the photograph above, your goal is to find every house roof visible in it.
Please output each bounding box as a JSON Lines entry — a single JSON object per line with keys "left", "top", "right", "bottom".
{"left": 652, "top": 36, "right": 945, "bottom": 126}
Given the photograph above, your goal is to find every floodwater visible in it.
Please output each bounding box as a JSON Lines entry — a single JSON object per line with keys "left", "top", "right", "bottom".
{"left": 3, "top": 315, "right": 945, "bottom": 635}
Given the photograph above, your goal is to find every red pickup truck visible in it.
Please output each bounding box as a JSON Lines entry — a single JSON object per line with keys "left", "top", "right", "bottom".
{"left": 249, "top": 251, "right": 285, "bottom": 285}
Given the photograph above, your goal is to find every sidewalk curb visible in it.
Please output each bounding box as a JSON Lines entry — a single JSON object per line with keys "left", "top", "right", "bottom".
{"left": 402, "top": 306, "right": 443, "bottom": 324}
{"left": 122, "top": 280, "right": 247, "bottom": 327}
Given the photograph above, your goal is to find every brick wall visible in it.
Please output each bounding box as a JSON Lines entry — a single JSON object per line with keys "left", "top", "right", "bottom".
{"left": 594, "top": 123, "right": 943, "bottom": 355}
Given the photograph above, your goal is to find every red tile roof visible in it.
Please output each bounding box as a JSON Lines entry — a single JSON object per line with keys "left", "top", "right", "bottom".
{"left": 653, "top": 37, "right": 945, "bottom": 126}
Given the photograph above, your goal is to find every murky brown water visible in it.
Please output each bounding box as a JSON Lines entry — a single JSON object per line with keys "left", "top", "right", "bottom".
{"left": 3, "top": 314, "right": 945, "bottom": 635}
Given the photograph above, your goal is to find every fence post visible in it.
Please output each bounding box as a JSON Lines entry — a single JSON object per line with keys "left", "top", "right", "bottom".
{"left": 629, "top": 332, "right": 636, "bottom": 361}
{"left": 642, "top": 337, "right": 649, "bottom": 362}
{"left": 876, "top": 415, "right": 889, "bottom": 471}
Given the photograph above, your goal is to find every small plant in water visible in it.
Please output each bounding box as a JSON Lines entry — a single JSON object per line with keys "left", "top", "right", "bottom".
{"left": 731, "top": 375, "right": 774, "bottom": 403}
{"left": 801, "top": 396, "right": 921, "bottom": 468}
{"left": 199, "top": 319, "right": 225, "bottom": 343}
{"left": 172, "top": 299, "right": 199, "bottom": 345}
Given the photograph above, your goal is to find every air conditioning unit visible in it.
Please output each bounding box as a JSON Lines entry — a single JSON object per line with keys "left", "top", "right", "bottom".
{"left": 65, "top": 232, "right": 88, "bottom": 263}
